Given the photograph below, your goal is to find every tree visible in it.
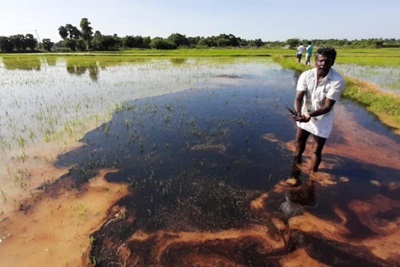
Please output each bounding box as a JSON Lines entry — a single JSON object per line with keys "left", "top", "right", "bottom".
{"left": 187, "top": 36, "right": 200, "bottom": 47}
{"left": 0, "top": 36, "right": 13, "bottom": 52}
{"left": 167, "top": 33, "right": 188, "bottom": 47}
{"left": 253, "top": 38, "right": 263, "bottom": 47}
{"left": 228, "top": 34, "right": 239, "bottom": 47}
{"left": 9, "top": 34, "right": 25, "bottom": 51}
{"left": 92, "top": 35, "right": 121, "bottom": 51}
{"left": 149, "top": 38, "right": 176, "bottom": 49}
{"left": 58, "top": 26, "right": 68, "bottom": 39}
{"left": 286, "top": 38, "right": 300, "bottom": 49}
{"left": 217, "top": 38, "right": 230, "bottom": 47}
{"left": 42, "top": 39, "right": 54, "bottom": 51}
{"left": 122, "top": 35, "right": 140, "bottom": 48}
{"left": 94, "top": 30, "right": 102, "bottom": 37}
{"left": 64, "top": 39, "right": 77, "bottom": 51}
{"left": 143, "top": 37, "right": 151, "bottom": 48}
{"left": 24, "top": 34, "right": 37, "bottom": 51}
{"left": 65, "top": 24, "right": 81, "bottom": 39}
{"left": 80, "top": 18, "right": 93, "bottom": 49}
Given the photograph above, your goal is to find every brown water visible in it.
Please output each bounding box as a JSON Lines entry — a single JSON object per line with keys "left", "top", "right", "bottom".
{"left": 0, "top": 58, "right": 399, "bottom": 266}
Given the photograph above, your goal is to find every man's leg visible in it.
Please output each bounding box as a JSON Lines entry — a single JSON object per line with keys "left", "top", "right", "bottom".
{"left": 310, "top": 135, "right": 327, "bottom": 172}
{"left": 294, "top": 128, "right": 310, "bottom": 164}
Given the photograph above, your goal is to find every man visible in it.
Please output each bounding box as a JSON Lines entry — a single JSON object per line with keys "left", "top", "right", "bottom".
{"left": 305, "top": 41, "right": 314, "bottom": 66}
{"left": 296, "top": 43, "right": 305, "bottom": 63}
{"left": 293, "top": 47, "right": 345, "bottom": 173}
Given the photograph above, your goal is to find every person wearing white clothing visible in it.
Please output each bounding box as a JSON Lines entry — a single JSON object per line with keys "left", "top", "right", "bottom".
{"left": 296, "top": 43, "right": 306, "bottom": 63}
{"left": 292, "top": 47, "right": 345, "bottom": 172}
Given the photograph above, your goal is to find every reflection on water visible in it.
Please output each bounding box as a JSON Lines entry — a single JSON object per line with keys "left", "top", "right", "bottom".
{"left": 66, "top": 63, "right": 100, "bottom": 81}
{"left": 0, "top": 57, "right": 399, "bottom": 266}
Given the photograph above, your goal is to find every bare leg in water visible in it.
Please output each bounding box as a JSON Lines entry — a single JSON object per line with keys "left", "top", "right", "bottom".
{"left": 294, "top": 128, "right": 310, "bottom": 164}
{"left": 310, "top": 134, "right": 326, "bottom": 172}
{"left": 294, "top": 127, "right": 326, "bottom": 172}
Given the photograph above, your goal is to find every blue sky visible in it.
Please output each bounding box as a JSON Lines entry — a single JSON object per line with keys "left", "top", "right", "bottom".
{"left": 0, "top": 0, "right": 398, "bottom": 42}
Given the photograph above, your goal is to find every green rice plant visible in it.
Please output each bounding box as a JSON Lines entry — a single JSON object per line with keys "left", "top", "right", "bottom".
{"left": 272, "top": 54, "right": 310, "bottom": 72}
{"left": 17, "top": 136, "right": 26, "bottom": 148}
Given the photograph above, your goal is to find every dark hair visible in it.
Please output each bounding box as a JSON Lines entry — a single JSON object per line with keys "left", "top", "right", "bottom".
{"left": 315, "top": 47, "right": 337, "bottom": 62}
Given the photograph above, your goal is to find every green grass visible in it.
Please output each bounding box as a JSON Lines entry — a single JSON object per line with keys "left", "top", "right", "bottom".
{"left": 343, "top": 78, "right": 400, "bottom": 129}
{"left": 335, "top": 48, "right": 400, "bottom": 67}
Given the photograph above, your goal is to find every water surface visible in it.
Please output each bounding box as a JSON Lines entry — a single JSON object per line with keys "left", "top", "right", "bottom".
{"left": 0, "top": 57, "right": 399, "bottom": 266}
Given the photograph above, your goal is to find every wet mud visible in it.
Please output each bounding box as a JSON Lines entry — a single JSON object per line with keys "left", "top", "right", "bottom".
{"left": 1, "top": 77, "right": 400, "bottom": 266}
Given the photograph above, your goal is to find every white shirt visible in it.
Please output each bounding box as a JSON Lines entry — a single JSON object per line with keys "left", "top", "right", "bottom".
{"left": 297, "top": 45, "right": 305, "bottom": 54}
{"left": 296, "top": 68, "right": 345, "bottom": 138}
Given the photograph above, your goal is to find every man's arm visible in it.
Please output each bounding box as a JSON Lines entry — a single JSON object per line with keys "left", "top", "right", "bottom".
{"left": 294, "top": 91, "right": 305, "bottom": 116}
{"left": 308, "top": 98, "right": 336, "bottom": 117}
{"left": 294, "top": 94, "right": 336, "bottom": 122}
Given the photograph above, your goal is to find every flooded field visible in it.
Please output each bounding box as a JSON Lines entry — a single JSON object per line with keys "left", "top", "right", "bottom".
{"left": 0, "top": 57, "right": 399, "bottom": 266}
{"left": 335, "top": 64, "right": 400, "bottom": 95}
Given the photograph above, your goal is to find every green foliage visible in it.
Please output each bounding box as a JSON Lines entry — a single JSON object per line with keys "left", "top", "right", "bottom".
{"left": 92, "top": 35, "right": 122, "bottom": 51}
{"left": 149, "top": 38, "right": 177, "bottom": 50}
{"left": 24, "top": 34, "right": 37, "bottom": 51}
{"left": 64, "top": 39, "right": 78, "bottom": 51}
{"left": 9, "top": 34, "right": 25, "bottom": 50}
{"left": 0, "top": 36, "right": 13, "bottom": 52}
{"left": 58, "top": 26, "right": 68, "bottom": 39}
{"left": 0, "top": 34, "right": 38, "bottom": 52}
{"left": 286, "top": 38, "right": 300, "bottom": 49}
{"left": 80, "top": 18, "right": 93, "bottom": 49}
{"left": 167, "top": 33, "right": 188, "bottom": 47}
{"left": 42, "top": 39, "right": 54, "bottom": 52}
{"left": 65, "top": 24, "right": 81, "bottom": 39}
{"left": 123, "top": 35, "right": 145, "bottom": 48}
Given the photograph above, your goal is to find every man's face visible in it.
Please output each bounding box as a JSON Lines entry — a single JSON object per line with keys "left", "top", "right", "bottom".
{"left": 316, "top": 54, "right": 334, "bottom": 74}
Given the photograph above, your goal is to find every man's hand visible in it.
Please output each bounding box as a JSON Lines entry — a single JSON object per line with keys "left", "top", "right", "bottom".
{"left": 294, "top": 113, "right": 311, "bottom": 122}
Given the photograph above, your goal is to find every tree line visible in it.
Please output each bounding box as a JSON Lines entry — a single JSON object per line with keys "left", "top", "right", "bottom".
{"left": 1, "top": 17, "right": 400, "bottom": 52}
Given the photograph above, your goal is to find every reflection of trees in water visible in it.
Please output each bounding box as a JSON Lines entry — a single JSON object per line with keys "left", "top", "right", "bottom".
{"left": 44, "top": 56, "right": 57, "bottom": 66}
{"left": 66, "top": 63, "right": 99, "bottom": 81}
{"left": 170, "top": 58, "right": 187, "bottom": 65}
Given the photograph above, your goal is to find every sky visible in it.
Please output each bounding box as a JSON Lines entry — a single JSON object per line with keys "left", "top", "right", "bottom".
{"left": 0, "top": 0, "right": 399, "bottom": 43}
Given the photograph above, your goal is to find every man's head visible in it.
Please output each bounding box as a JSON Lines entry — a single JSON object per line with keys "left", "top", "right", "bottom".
{"left": 315, "top": 47, "right": 337, "bottom": 75}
